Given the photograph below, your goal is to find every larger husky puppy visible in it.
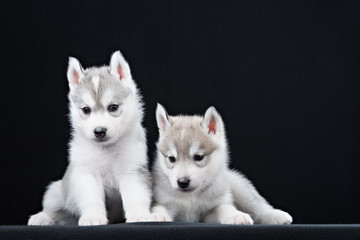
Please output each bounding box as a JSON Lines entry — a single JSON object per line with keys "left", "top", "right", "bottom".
{"left": 152, "top": 104, "right": 293, "bottom": 224}
{"left": 28, "top": 51, "right": 153, "bottom": 225}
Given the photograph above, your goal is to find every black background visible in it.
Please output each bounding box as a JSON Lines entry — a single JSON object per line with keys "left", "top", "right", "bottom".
{"left": 1, "top": 0, "right": 359, "bottom": 225}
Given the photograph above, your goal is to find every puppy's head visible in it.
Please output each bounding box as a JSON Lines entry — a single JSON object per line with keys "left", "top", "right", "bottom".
{"left": 67, "top": 51, "right": 141, "bottom": 145}
{"left": 155, "top": 104, "right": 227, "bottom": 193}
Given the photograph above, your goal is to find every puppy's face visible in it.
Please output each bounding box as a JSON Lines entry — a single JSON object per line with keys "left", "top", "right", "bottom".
{"left": 70, "top": 75, "right": 132, "bottom": 144}
{"left": 156, "top": 105, "right": 225, "bottom": 193}
{"left": 67, "top": 51, "right": 138, "bottom": 145}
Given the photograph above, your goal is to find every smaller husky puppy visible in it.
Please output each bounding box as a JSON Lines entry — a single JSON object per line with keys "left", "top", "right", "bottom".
{"left": 28, "top": 51, "right": 153, "bottom": 225}
{"left": 152, "top": 104, "right": 293, "bottom": 224}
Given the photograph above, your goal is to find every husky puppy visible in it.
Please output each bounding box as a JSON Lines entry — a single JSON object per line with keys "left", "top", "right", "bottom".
{"left": 152, "top": 104, "right": 293, "bottom": 224}
{"left": 28, "top": 51, "right": 153, "bottom": 225}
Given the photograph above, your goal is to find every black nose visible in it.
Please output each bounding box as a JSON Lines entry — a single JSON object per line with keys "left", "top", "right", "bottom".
{"left": 177, "top": 178, "right": 190, "bottom": 189}
{"left": 94, "top": 127, "right": 107, "bottom": 139}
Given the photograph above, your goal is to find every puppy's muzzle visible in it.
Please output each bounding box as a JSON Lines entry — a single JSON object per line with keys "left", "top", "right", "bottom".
{"left": 177, "top": 177, "right": 190, "bottom": 189}
{"left": 94, "top": 127, "right": 107, "bottom": 139}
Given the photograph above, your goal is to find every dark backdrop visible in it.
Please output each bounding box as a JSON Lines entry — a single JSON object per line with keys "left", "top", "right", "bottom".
{"left": 1, "top": 0, "right": 359, "bottom": 225}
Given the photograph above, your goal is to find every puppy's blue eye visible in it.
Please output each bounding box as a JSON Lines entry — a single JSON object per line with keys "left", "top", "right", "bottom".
{"left": 168, "top": 156, "right": 176, "bottom": 163}
{"left": 108, "top": 104, "right": 119, "bottom": 112}
{"left": 194, "top": 154, "right": 204, "bottom": 161}
{"left": 82, "top": 107, "right": 91, "bottom": 115}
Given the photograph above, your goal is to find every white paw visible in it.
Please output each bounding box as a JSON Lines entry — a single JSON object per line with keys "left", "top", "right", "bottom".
{"left": 221, "top": 211, "right": 254, "bottom": 225}
{"left": 257, "top": 209, "right": 293, "bottom": 224}
{"left": 78, "top": 213, "right": 108, "bottom": 226}
{"left": 126, "top": 214, "right": 155, "bottom": 223}
{"left": 151, "top": 212, "right": 173, "bottom": 222}
{"left": 28, "top": 212, "right": 55, "bottom": 225}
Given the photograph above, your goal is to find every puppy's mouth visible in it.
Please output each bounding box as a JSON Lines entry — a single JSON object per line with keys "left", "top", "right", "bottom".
{"left": 177, "top": 187, "right": 196, "bottom": 193}
{"left": 94, "top": 137, "right": 110, "bottom": 143}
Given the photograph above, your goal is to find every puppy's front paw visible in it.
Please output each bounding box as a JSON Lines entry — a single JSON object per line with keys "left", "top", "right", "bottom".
{"left": 257, "top": 209, "right": 293, "bottom": 224}
{"left": 126, "top": 214, "right": 155, "bottom": 223}
{"left": 78, "top": 212, "right": 108, "bottom": 226}
{"left": 221, "top": 211, "right": 254, "bottom": 225}
{"left": 151, "top": 212, "right": 173, "bottom": 222}
{"left": 28, "top": 212, "right": 55, "bottom": 225}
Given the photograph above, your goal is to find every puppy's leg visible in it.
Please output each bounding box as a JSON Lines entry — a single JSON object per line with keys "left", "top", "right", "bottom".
{"left": 119, "top": 170, "right": 153, "bottom": 222}
{"left": 151, "top": 204, "right": 174, "bottom": 222}
{"left": 70, "top": 173, "right": 108, "bottom": 226}
{"left": 28, "top": 180, "right": 63, "bottom": 225}
{"left": 203, "top": 204, "right": 253, "bottom": 225}
{"left": 228, "top": 170, "right": 293, "bottom": 224}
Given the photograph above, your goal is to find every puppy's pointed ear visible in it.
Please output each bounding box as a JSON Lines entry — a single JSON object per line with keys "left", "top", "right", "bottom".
{"left": 156, "top": 103, "right": 171, "bottom": 133}
{"left": 110, "top": 50, "right": 132, "bottom": 80}
{"left": 67, "top": 57, "right": 84, "bottom": 91}
{"left": 202, "top": 106, "right": 224, "bottom": 136}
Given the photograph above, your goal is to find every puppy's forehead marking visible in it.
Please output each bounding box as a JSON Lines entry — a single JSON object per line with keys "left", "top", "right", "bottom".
{"left": 181, "top": 129, "right": 186, "bottom": 141}
{"left": 92, "top": 75, "right": 100, "bottom": 92}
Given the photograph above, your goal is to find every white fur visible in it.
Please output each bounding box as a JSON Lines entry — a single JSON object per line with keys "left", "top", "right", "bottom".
{"left": 152, "top": 105, "right": 293, "bottom": 225}
{"left": 189, "top": 142, "right": 200, "bottom": 156}
{"left": 28, "top": 51, "right": 153, "bottom": 226}
{"left": 92, "top": 75, "right": 100, "bottom": 92}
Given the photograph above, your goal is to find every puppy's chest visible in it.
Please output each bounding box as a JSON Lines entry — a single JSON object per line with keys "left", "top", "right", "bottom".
{"left": 97, "top": 163, "right": 125, "bottom": 223}
{"left": 95, "top": 154, "right": 127, "bottom": 189}
{"left": 95, "top": 150, "right": 128, "bottom": 175}
{"left": 99, "top": 166, "right": 122, "bottom": 202}
{"left": 169, "top": 194, "right": 219, "bottom": 222}
{"left": 100, "top": 167, "right": 118, "bottom": 188}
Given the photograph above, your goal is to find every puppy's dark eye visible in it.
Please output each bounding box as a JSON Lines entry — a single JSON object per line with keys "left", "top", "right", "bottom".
{"left": 168, "top": 156, "right": 176, "bottom": 163}
{"left": 82, "top": 107, "right": 91, "bottom": 115}
{"left": 194, "top": 154, "right": 204, "bottom": 161}
{"left": 108, "top": 104, "right": 119, "bottom": 112}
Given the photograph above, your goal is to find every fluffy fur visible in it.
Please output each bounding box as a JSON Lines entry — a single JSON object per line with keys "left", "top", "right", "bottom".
{"left": 151, "top": 104, "right": 293, "bottom": 224}
{"left": 28, "top": 51, "right": 153, "bottom": 225}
